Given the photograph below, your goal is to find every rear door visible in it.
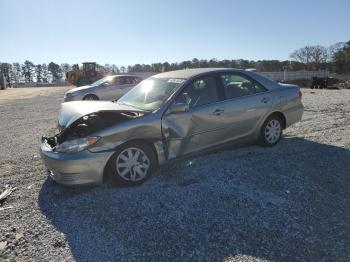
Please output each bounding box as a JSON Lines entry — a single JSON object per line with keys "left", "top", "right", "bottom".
{"left": 218, "top": 72, "right": 272, "bottom": 142}
{"left": 163, "top": 75, "right": 227, "bottom": 158}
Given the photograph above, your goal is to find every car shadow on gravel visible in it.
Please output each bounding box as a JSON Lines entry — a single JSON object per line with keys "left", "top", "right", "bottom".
{"left": 38, "top": 138, "right": 350, "bottom": 261}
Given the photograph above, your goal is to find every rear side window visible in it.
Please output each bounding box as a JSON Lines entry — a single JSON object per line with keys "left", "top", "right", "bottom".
{"left": 220, "top": 74, "right": 266, "bottom": 99}
{"left": 130, "top": 77, "right": 141, "bottom": 84}
{"left": 119, "top": 77, "right": 141, "bottom": 85}
{"left": 115, "top": 77, "right": 126, "bottom": 85}
{"left": 176, "top": 76, "right": 219, "bottom": 108}
{"left": 124, "top": 77, "right": 132, "bottom": 84}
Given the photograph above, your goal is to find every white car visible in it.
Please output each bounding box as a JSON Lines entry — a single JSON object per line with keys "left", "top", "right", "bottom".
{"left": 64, "top": 75, "right": 142, "bottom": 101}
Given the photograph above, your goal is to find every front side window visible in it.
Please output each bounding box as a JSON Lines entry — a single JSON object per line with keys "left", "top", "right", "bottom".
{"left": 175, "top": 76, "right": 219, "bottom": 109}
{"left": 221, "top": 74, "right": 266, "bottom": 99}
{"left": 91, "top": 76, "right": 115, "bottom": 86}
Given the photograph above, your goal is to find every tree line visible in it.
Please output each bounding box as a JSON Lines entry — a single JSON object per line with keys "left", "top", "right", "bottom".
{"left": 1, "top": 40, "right": 349, "bottom": 86}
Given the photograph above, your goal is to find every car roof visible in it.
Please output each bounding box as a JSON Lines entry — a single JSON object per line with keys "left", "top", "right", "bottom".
{"left": 111, "top": 74, "right": 141, "bottom": 78}
{"left": 152, "top": 68, "right": 246, "bottom": 79}
{"left": 152, "top": 67, "right": 282, "bottom": 91}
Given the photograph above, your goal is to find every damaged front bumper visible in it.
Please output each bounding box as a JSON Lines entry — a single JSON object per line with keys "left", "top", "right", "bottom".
{"left": 40, "top": 136, "right": 113, "bottom": 186}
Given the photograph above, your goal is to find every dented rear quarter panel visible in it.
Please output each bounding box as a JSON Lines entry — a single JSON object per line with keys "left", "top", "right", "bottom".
{"left": 269, "top": 85, "right": 304, "bottom": 127}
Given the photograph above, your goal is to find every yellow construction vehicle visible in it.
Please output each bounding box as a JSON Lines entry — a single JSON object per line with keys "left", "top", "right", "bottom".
{"left": 66, "top": 62, "right": 106, "bottom": 86}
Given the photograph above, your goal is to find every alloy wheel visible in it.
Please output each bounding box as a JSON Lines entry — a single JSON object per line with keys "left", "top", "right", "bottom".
{"left": 84, "top": 95, "right": 97, "bottom": 100}
{"left": 264, "top": 119, "right": 281, "bottom": 144}
{"left": 116, "top": 147, "right": 150, "bottom": 182}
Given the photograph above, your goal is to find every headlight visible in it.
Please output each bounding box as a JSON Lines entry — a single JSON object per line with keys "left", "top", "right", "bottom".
{"left": 65, "top": 92, "right": 80, "bottom": 98}
{"left": 55, "top": 136, "right": 100, "bottom": 153}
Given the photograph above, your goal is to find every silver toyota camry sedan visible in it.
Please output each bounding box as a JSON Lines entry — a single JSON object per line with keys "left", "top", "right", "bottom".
{"left": 64, "top": 75, "right": 142, "bottom": 102}
{"left": 40, "top": 68, "right": 304, "bottom": 186}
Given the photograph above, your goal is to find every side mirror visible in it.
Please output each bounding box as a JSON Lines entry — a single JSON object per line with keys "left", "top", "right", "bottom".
{"left": 168, "top": 103, "right": 189, "bottom": 114}
{"left": 100, "top": 82, "right": 109, "bottom": 87}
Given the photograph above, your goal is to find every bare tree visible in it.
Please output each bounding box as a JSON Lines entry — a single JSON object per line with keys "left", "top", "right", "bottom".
{"left": 290, "top": 45, "right": 328, "bottom": 69}
{"left": 290, "top": 46, "right": 314, "bottom": 64}
{"left": 328, "top": 42, "right": 345, "bottom": 61}
{"left": 309, "top": 45, "right": 328, "bottom": 65}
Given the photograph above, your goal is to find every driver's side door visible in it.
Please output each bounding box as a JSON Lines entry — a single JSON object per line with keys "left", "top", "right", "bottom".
{"left": 162, "top": 75, "right": 227, "bottom": 159}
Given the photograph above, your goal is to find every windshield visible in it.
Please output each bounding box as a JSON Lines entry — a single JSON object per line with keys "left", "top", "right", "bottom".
{"left": 91, "top": 76, "right": 115, "bottom": 86}
{"left": 116, "top": 78, "right": 185, "bottom": 111}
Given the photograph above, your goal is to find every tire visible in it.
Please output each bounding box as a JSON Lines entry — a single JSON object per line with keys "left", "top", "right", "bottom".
{"left": 83, "top": 94, "right": 99, "bottom": 100}
{"left": 260, "top": 114, "right": 283, "bottom": 147}
{"left": 106, "top": 142, "right": 157, "bottom": 186}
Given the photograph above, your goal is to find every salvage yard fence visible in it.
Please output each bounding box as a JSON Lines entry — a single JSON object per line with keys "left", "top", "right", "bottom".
{"left": 12, "top": 80, "right": 69, "bottom": 88}
{"left": 257, "top": 70, "right": 329, "bottom": 81}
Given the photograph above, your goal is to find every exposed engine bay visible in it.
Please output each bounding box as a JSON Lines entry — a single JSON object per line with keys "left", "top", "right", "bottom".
{"left": 44, "top": 111, "right": 144, "bottom": 149}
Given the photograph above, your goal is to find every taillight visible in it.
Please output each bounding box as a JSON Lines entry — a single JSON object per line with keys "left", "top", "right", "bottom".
{"left": 298, "top": 90, "right": 302, "bottom": 99}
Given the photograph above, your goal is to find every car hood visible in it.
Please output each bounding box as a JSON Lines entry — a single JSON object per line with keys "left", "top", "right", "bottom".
{"left": 66, "top": 85, "right": 94, "bottom": 94}
{"left": 58, "top": 101, "right": 144, "bottom": 128}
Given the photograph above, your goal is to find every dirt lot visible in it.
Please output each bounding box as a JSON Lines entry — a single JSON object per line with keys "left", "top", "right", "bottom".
{"left": 0, "top": 87, "right": 349, "bottom": 261}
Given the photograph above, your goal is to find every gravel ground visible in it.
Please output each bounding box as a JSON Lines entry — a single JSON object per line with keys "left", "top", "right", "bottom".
{"left": 0, "top": 87, "right": 349, "bottom": 261}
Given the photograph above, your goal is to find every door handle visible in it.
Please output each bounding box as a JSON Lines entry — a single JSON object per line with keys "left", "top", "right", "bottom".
{"left": 261, "top": 97, "right": 269, "bottom": 103}
{"left": 212, "top": 108, "right": 224, "bottom": 115}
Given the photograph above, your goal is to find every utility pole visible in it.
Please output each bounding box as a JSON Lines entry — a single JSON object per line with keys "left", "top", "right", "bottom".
{"left": 283, "top": 66, "right": 288, "bottom": 82}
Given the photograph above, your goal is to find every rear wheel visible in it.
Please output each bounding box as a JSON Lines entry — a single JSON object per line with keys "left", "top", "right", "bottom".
{"left": 107, "top": 142, "right": 156, "bottom": 186}
{"left": 260, "top": 115, "right": 283, "bottom": 147}
{"left": 83, "top": 94, "right": 99, "bottom": 100}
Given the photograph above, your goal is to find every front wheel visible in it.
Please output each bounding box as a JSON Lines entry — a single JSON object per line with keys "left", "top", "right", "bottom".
{"left": 83, "top": 94, "right": 99, "bottom": 100}
{"left": 260, "top": 115, "right": 283, "bottom": 147}
{"left": 107, "top": 142, "right": 156, "bottom": 185}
